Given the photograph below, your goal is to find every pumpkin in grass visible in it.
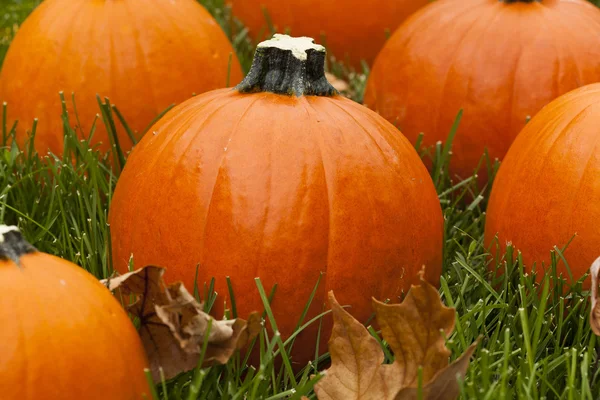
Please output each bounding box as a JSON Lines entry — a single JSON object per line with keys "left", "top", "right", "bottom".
{"left": 0, "top": 226, "right": 150, "bottom": 400}
{"left": 485, "top": 83, "right": 600, "bottom": 289}
{"left": 364, "top": 0, "right": 600, "bottom": 183}
{"left": 109, "top": 34, "right": 443, "bottom": 366}
{"left": 228, "top": 0, "right": 429, "bottom": 69}
{"left": 0, "top": 0, "right": 243, "bottom": 157}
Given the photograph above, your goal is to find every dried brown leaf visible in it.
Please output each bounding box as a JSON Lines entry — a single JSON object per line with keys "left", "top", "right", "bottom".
{"left": 102, "top": 265, "right": 169, "bottom": 309}
{"left": 394, "top": 341, "right": 478, "bottom": 400}
{"left": 155, "top": 282, "right": 236, "bottom": 352}
{"left": 101, "top": 266, "right": 261, "bottom": 381}
{"left": 325, "top": 72, "right": 350, "bottom": 93}
{"left": 372, "top": 273, "right": 456, "bottom": 387}
{"left": 590, "top": 257, "right": 600, "bottom": 335}
{"left": 234, "top": 311, "right": 263, "bottom": 351}
{"left": 314, "top": 273, "right": 477, "bottom": 400}
{"left": 315, "top": 292, "right": 394, "bottom": 400}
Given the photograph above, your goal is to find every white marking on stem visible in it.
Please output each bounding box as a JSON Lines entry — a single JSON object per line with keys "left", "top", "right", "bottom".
{"left": 257, "top": 34, "right": 325, "bottom": 61}
{"left": 0, "top": 225, "right": 19, "bottom": 243}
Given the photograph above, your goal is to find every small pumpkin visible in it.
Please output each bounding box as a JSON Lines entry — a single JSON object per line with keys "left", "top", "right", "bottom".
{"left": 0, "top": 0, "right": 243, "bottom": 156}
{"left": 365, "top": 0, "right": 600, "bottom": 182}
{"left": 229, "top": 0, "right": 429, "bottom": 69}
{"left": 485, "top": 83, "right": 600, "bottom": 288}
{"left": 0, "top": 226, "right": 151, "bottom": 399}
{"left": 109, "top": 34, "right": 443, "bottom": 366}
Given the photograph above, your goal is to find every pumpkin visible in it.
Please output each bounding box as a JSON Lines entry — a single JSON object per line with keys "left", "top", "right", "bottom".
{"left": 0, "top": 0, "right": 243, "bottom": 157}
{"left": 364, "top": 0, "right": 600, "bottom": 183}
{"left": 228, "top": 0, "right": 429, "bottom": 69}
{"left": 0, "top": 226, "right": 151, "bottom": 399}
{"left": 109, "top": 34, "right": 443, "bottom": 366}
{"left": 485, "top": 83, "right": 600, "bottom": 288}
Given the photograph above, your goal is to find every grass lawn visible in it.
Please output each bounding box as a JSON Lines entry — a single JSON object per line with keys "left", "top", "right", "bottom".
{"left": 1, "top": 1, "right": 599, "bottom": 399}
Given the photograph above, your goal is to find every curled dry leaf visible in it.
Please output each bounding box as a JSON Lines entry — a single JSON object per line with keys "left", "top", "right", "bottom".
{"left": 101, "top": 266, "right": 261, "bottom": 381}
{"left": 590, "top": 257, "right": 600, "bottom": 335}
{"left": 394, "top": 342, "right": 478, "bottom": 400}
{"left": 325, "top": 72, "right": 350, "bottom": 93}
{"left": 314, "top": 272, "right": 478, "bottom": 400}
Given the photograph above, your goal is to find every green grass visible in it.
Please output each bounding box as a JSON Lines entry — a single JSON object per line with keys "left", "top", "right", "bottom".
{"left": 1, "top": 1, "right": 600, "bottom": 399}
{"left": 0, "top": 0, "right": 41, "bottom": 66}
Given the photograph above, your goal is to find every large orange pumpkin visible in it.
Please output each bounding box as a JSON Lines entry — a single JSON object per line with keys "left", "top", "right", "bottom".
{"left": 0, "top": 0, "right": 243, "bottom": 157}
{"left": 109, "top": 35, "right": 443, "bottom": 366}
{"left": 229, "top": 0, "right": 429, "bottom": 69}
{"left": 0, "top": 226, "right": 151, "bottom": 399}
{"left": 485, "top": 83, "right": 600, "bottom": 289}
{"left": 364, "top": 0, "right": 600, "bottom": 182}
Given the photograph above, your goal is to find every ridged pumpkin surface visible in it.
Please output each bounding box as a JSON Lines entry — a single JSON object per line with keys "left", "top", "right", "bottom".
{"left": 365, "top": 0, "right": 600, "bottom": 182}
{"left": 109, "top": 36, "right": 443, "bottom": 365}
{"left": 0, "top": 236, "right": 150, "bottom": 399}
{"left": 0, "top": 0, "right": 243, "bottom": 156}
{"left": 229, "top": 0, "right": 429, "bottom": 68}
{"left": 485, "top": 83, "right": 600, "bottom": 288}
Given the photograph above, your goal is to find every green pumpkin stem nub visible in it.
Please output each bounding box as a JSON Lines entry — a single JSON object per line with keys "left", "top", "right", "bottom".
{"left": 236, "top": 34, "right": 338, "bottom": 97}
{"left": 0, "top": 225, "right": 36, "bottom": 265}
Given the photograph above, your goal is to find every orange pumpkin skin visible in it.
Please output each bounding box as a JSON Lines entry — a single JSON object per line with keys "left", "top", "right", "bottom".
{"left": 0, "top": 227, "right": 151, "bottom": 399}
{"left": 229, "top": 0, "right": 429, "bottom": 69}
{"left": 109, "top": 35, "right": 443, "bottom": 366}
{"left": 0, "top": 0, "right": 243, "bottom": 157}
{"left": 485, "top": 84, "right": 600, "bottom": 288}
{"left": 364, "top": 0, "right": 600, "bottom": 182}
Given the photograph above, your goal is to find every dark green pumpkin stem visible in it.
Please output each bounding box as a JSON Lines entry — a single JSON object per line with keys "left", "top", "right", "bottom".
{"left": 236, "top": 34, "right": 337, "bottom": 97}
{"left": 0, "top": 226, "right": 36, "bottom": 265}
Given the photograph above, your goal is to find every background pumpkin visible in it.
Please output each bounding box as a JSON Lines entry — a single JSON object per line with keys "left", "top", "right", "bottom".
{"left": 0, "top": 226, "right": 151, "bottom": 400}
{"left": 364, "top": 0, "right": 600, "bottom": 183}
{"left": 485, "top": 83, "right": 600, "bottom": 289}
{"left": 228, "top": 0, "right": 429, "bottom": 69}
{"left": 109, "top": 35, "right": 443, "bottom": 366}
{"left": 0, "top": 0, "right": 243, "bottom": 157}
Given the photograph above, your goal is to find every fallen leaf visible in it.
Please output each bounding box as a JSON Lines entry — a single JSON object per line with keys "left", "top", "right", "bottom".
{"left": 234, "top": 311, "right": 263, "bottom": 351}
{"left": 371, "top": 275, "right": 455, "bottom": 388}
{"left": 314, "top": 271, "right": 478, "bottom": 400}
{"left": 316, "top": 292, "right": 393, "bottom": 399}
{"left": 103, "top": 264, "right": 167, "bottom": 299}
{"left": 325, "top": 72, "right": 350, "bottom": 93}
{"left": 155, "top": 282, "right": 236, "bottom": 353}
{"left": 590, "top": 257, "right": 600, "bottom": 335}
{"left": 394, "top": 342, "right": 478, "bottom": 400}
{"left": 101, "top": 266, "right": 261, "bottom": 381}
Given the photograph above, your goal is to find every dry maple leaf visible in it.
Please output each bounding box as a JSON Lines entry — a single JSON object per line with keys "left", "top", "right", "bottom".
{"left": 314, "top": 272, "right": 478, "bottom": 400}
{"left": 394, "top": 342, "right": 478, "bottom": 400}
{"left": 590, "top": 256, "right": 600, "bottom": 335}
{"left": 101, "top": 266, "right": 261, "bottom": 381}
